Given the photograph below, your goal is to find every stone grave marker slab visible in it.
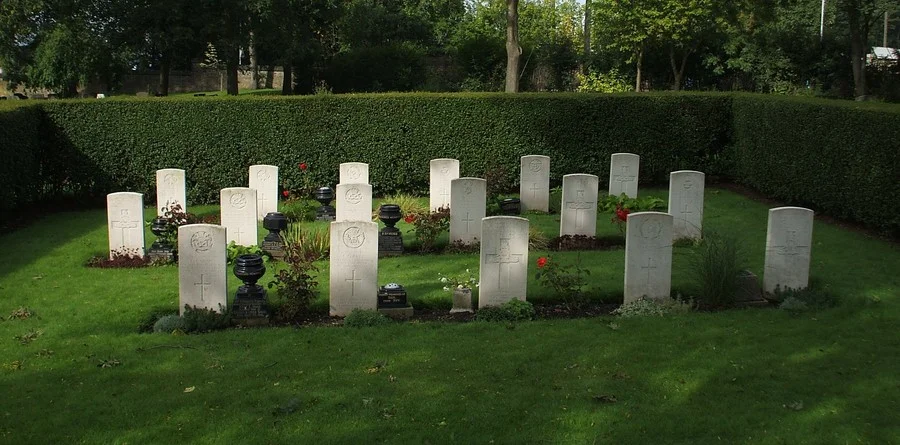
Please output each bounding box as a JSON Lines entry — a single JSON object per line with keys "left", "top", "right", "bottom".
{"left": 220, "top": 187, "right": 258, "bottom": 246}
{"left": 560, "top": 174, "right": 599, "bottom": 237}
{"left": 764, "top": 207, "right": 814, "bottom": 294}
{"left": 329, "top": 221, "right": 379, "bottom": 316}
{"left": 450, "top": 178, "right": 487, "bottom": 245}
{"left": 156, "top": 168, "right": 186, "bottom": 216}
{"left": 249, "top": 165, "right": 279, "bottom": 221}
{"left": 107, "top": 192, "right": 145, "bottom": 258}
{"left": 479, "top": 216, "right": 529, "bottom": 308}
{"left": 430, "top": 158, "right": 460, "bottom": 211}
{"left": 336, "top": 183, "right": 373, "bottom": 222}
{"left": 609, "top": 153, "right": 640, "bottom": 198}
{"left": 178, "top": 224, "right": 227, "bottom": 314}
{"left": 624, "top": 211, "right": 673, "bottom": 304}
{"left": 668, "top": 170, "right": 705, "bottom": 240}
{"left": 340, "top": 162, "right": 370, "bottom": 184}
{"left": 520, "top": 155, "right": 550, "bottom": 212}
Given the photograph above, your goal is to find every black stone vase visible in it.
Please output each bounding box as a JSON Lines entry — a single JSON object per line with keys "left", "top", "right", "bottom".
{"left": 378, "top": 204, "right": 403, "bottom": 234}
{"left": 232, "top": 254, "right": 269, "bottom": 323}
{"left": 315, "top": 186, "right": 336, "bottom": 221}
{"left": 148, "top": 217, "right": 176, "bottom": 262}
{"left": 262, "top": 212, "right": 288, "bottom": 260}
{"left": 500, "top": 198, "right": 521, "bottom": 215}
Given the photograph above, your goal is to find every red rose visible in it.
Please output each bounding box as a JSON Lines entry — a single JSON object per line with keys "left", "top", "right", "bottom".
{"left": 404, "top": 214, "right": 416, "bottom": 224}
{"left": 616, "top": 207, "right": 630, "bottom": 222}
{"left": 282, "top": 190, "right": 290, "bottom": 198}
{"left": 299, "top": 162, "right": 308, "bottom": 171}
{"left": 537, "top": 257, "right": 548, "bottom": 268}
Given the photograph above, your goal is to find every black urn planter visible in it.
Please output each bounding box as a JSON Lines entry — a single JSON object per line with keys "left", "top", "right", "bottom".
{"left": 378, "top": 204, "right": 404, "bottom": 256}
{"left": 315, "top": 186, "right": 336, "bottom": 221}
{"left": 261, "top": 212, "right": 288, "bottom": 260}
{"left": 148, "top": 217, "right": 176, "bottom": 262}
{"left": 232, "top": 254, "right": 269, "bottom": 324}
{"left": 500, "top": 198, "right": 521, "bottom": 215}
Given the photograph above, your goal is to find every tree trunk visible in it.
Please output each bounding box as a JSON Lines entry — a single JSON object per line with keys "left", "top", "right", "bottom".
{"left": 846, "top": 2, "right": 869, "bottom": 98}
{"left": 265, "top": 65, "right": 275, "bottom": 89}
{"left": 505, "top": 0, "right": 521, "bottom": 93}
{"left": 634, "top": 45, "right": 644, "bottom": 92}
{"left": 583, "top": 0, "right": 591, "bottom": 73}
{"left": 669, "top": 46, "right": 690, "bottom": 91}
{"left": 226, "top": 49, "right": 239, "bottom": 96}
{"left": 159, "top": 50, "right": 171, "bottom": 96}
{"left": 281, "top": 64, "right": 293, "bottom": 95}
{"left": 249, "top": 32, "right": 259, "bottom": 89}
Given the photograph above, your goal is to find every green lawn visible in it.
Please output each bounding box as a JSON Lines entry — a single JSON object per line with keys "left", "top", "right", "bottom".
{"left": 0, "top": 188, "right": 897, "bottom": 444}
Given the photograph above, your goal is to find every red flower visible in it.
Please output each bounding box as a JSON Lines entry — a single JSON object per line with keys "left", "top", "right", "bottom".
{"left": 299, "top": 162, "right": 308, "bottom": 171}
{"left": 615, "top": 206, "right": 630, "bottom": 222}
{"left": 282, "top": 190, "right": 290, "bottom": 198}
{"left": 537, "top": 257, "right": 548, "bottom": 268}
{"left": 404, "top": 214, "right": 416, "bottom": 224}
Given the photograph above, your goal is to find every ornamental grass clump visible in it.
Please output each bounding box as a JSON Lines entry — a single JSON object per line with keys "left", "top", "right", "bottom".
{"left": 689, "top": 231, "right": 746, "bottom": 308}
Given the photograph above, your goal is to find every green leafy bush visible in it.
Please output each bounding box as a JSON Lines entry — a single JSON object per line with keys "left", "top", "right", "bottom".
{"left": 771, "top": 282, "right": 840, "bottom": 312}
{"left": 181, "top": 306, "right": 231, "bottom": 333}
{"left": 476, "top": 299, "right": 535, "bottom": 322}
{"left": 268, "top": 237, "right": 320, "bottom": 321}
{"left": 138, "top": 308, "right": 177, "bottom": 333}
{"left": 343, "top": 309, "right": 391, "bottom": 328}
{"left": 226, "top": 242, "right": 269, "bottom": 264}
{"left": 153, "top": 314, "right": 187, "bottom": 333}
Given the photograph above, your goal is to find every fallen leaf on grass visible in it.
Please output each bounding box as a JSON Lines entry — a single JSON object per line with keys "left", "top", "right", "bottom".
{"left": 98, "top": 358, "right": 121, "bottom": 368}
{"left": 784, "top": 401, "right": 803, "bottom": 411}
{"left": 592, "top": 394, "right": 617, "bottom": 404}
{"left": 184, "top": 386, "right": 196, "bottom": 393}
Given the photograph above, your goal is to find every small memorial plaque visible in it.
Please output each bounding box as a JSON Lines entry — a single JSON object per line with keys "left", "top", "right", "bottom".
{"left": 148, "top": 247, "right": 176, "bottom": 263}
{"left": 379, "top": 231, "right": 404, "bottom": 256}
{"left": 232, "top": 298, "right": 270, "bottom": 322}
{"left": 377, "top": 283, "right": 408, "bottom": 308}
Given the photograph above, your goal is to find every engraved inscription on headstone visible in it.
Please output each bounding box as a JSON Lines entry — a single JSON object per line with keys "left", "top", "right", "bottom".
{"left": 608, "top": 153, "right": 640, "bottom": 198}
{"left": 107, "top": 192, "right": 145, "bottom": 258}
{"left": 624, "top": 212, "right": 673, "bottom": 304}
{"left": 178, "top": 224, "right": 227, "bottom": 314}
{"left": 668, "top": 170, "right": 705, "bottom": 240}
{"left": 479, "top": 216, "right": 529, "bottom": 308}
{"left": 430, "top": 159, "right": 460, "bottom": 211}
{"left": 450, "top": 178, "right": 486, "bottom": 245}
{"left": 520, "top": 155, "right": 550, "bottom": 212}
{"left": 763, "top": 207, "right": 814, "bottom": 293}
{"left": 560, "top": 174, "right": 599, "bottom": 237}
{"left": 156, "top": 168, "right": 186, "bottom": 216}
{"left": 220, "top": 187, "right": 258, "bottom": 246}
{"left": 330, "top": 221, "right": 379, "bottom": 316}
{"left": 249, "top": 165, "right": 279, "bottom": 221}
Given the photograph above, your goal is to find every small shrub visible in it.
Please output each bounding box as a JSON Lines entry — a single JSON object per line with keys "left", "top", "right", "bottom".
{"left": 268, "top": 237, "right": 320, "bottom": 321}
{"left": 378, "top": 194, "right": 427, "bottom": 218}
{"left": 137, "top": 307, "right": 177, "bottom": 333}
{"left": 153, "top": 203, "right": 208, "bottom": 247}
{"left": 689, "top": 232, "right": 746, "bottom": 308}
{"left": 597, "top": 194, "right": 667, "bottom": 214}
{"left": 281, "top": 161, "right": 316, "bottom": 223}
{"left": 476, "top": 299, "right": 535, "bottom": 322}
{"left": 405, "top": 206, "right": 450, "bottom": 253}
{"left": 772, "top": 282, "right": 839, "bottom": 312}
{"left": 86, "top": 248, "right": 151, "bottom": 268}
{"left": 576, "top": 68, "right": 632, "bottom": 93}
{"left": 280, "top": 224, "right": 329, "bottom": 260}
{"left": 535, "top": 255, "right": 590, "bottom": 309}
{"left": 226, "top": 242, "right": 270, "bottom": 264}
{"left": 153, "top": 314, "right": 187, "bottom": 333}
{"left": 181, "top": 305, "right": 231, "bottom": 333}
{"left": 549, "top": 235, "right": 625, "bottom": 251}
{"left": 445, "top": 239, "right": 480, "bottom": 253}
{"left": 612, "top": 297, "right": 694, "bottom": 318}
{"left": 344, "top": 309, "right": 391, "bottom": 328}
{"left": 778, "top": 297, "right": 809, "bottom": 315}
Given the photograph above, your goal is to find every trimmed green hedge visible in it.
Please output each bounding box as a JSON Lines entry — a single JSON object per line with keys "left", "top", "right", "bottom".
{"left": 732, "top": 95, "right": 900, "bottom": 236}
{"left": 0, "top": 93, "right": 897, "bottom": 236}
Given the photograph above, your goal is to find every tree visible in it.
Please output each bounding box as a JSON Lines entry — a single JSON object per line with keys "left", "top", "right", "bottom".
{"left": 592, "top": 0, "right": 666, "bottom": 91}
{"left": 657, "top": 0, "right": 725, "bottom": 90}
{"left": 841, "top": 0, "right": 896, "bottom": 97}
{"left": 505, "top": 0, "right": 522, "bottom": 92}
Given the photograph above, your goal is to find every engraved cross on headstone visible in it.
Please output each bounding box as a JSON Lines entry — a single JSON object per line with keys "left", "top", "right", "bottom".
{"left": 772, "top": 230, "right": 809, "bottom": 256}
{"left": 440, "top": 188, "right": 451, "bottom": 203}
{"left": 530, "top": 183, "right": 541, "bottom": 198}
{"left": 641, "top": 257, "right": 657, "bottom": 283}
{"left": 258, "top": 193, "right": 269, "bottom": 210}
{"left": 233, "top": 227, "right": 245, "bottom": 244}
{"left": 680, "top": 190, "right": 694, "bottom": 214}
{"left": 112, "top": 210, "right": 139, "bottom": 247}
{"left": 194, "top": 274, "right": 211, "bottom": 302}
{"left": 485, "top": 239, "right": 523, "bottom": 290}
{"left": 346, "top": 269, "right": 362, "bottom": 296}
{"left": 614, "top": 166, "right": 636, "bottom": 194}
{"left": 463, "top": 212, "right": 475, "bottom": 232}
{"left": 565, "top": 190, "right": 593, "bottom": 230}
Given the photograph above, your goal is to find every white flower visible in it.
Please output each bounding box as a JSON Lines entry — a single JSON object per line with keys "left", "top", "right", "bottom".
{"left": 475, "top": 282, "right": 480, "bottom": 288}
{"left": 457, "top": 284, "right": 464, "bottom": 289}
{"left": 443, "top": 286, "right": 449, "bottom": 291}
{"left": 440, "top": 277, "right": 449, "bottom": 283}
{"left": 465, "top": 269, "right": 470, "bottom": 273}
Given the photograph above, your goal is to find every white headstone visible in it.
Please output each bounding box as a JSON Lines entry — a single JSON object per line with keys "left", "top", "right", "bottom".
{"left": 624, "top": 212, "right": 674, "bottom": 304}
{"left": 430, "top": 158, "right": 460, "bottom": 211}
{"left": 520, "top": 155, "right": 550, "bottom": 212}
{"left": 560, "top": 174, "right": 599, "bottom": 236}
{"left": 220, "top": 187, "right": 258, "bottom": 246}
{"left": 249, "top": 164, "right": 278, "bottom": 221}
{"left": 479, "top": 216, "right": 529, "bottom": 308}
{"left": 336, "top": 183, "right": 373, "bottom": 222}
{"left": 178, "top": 224, "right": 227, "bottom": 315}
{"left": 155, "top": 169, "right": 186, "bottom": 216}
{"left": 609, "top": 153, "right": 640, "bottom": 198}
{"left": 764, "top": 207, "right": 814, "bottom": 294}
{"left": 668, "top": 170, "right": 705, "bottom": 240}
{"left": 329, "top": 221, "right": 379, "bottom": 316}
{"left": 339, "top": 162, "right": 370, "bottom": 184}
{"left": 450, "top": 178, "right": 487, "bottom": 244}
{"left": 107, "top": 192, "right": 145, "bottom": 258}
